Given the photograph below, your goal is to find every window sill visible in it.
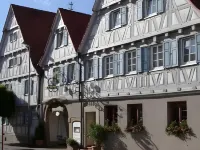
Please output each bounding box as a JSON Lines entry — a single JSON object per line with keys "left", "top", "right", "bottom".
{"left": 180, "top": 61, "right": 197, "bottom": 67}
{"left": 144, "top": 13, "right": 157, "bottom": 19}
{"left": 126, "top": 71, "right": 137, "bottom": 76}
{"left": 104, "top": 74, "right": 114, "bottom": 79}
{"left": 110, "top": 25, "right": 122, "bottom": 31}
{"left": 86, "top": 78, "right": 95, "bottom": 81}
{"left": 55, "top": 44, "right": 68, "bottom": 50}
{"left": 150, "top": 67, "right": 164, "bottom": 72}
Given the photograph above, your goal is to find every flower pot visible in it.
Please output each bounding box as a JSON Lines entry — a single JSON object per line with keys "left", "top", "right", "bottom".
{"left": 35, "top": 140, "right": 44, "bottom": 146}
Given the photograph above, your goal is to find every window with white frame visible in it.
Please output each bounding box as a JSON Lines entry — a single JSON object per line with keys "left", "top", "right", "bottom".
{"left": 10, "top": 32, "right": 17, "bottom": 43}
{"left": 87, "top": 60, "right": 93, "bottom": 79}
{"left": 53, "top": 67, "right": 60, "bottom": 84}
{"left": 152, "top": 45, "right": 163, "bottom": 68}
{"left": 106, "top": 7, "right": 128, "bottom": 31}
{"left": 111, "top": 9, "right": 121, "bottom": 28}
{"left": 9, "top": 57, "right": 22, "bottom": 68}
{"left": 182, "top": 36, "right": 196, "bottom": 63}
{"left": 24, "top": 80, "right": 34, "bottom": 95}
{"left": 126, "top": 50, "right": 137, "bottom": 73}
{"left": 105, "top": 55, "right": 114, "bottom": 76}
{"left": 56, "top": 29, "right": 63, "bottom": 48}
{"left": 137, "top": 0, "right": 164, "bottom": 20}
{"left": 68, "top": 63, "right": 76, "bottom": 82}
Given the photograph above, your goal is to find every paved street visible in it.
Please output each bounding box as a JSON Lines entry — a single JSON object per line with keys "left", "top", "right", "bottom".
{"left": 0, "top": 143, "right": 66, "bottom": 150}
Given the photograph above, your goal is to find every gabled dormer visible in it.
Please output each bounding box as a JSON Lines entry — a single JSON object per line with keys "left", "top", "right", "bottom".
{"left": 39, "top": 8, "right": 90, "bottom": 101}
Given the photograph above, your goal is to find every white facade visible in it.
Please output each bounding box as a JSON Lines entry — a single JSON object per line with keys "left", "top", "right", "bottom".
{"left": 0, "top": 7, "right": 39, "bottom": 143}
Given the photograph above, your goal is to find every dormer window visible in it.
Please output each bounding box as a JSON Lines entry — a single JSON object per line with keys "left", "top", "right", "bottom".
{"left": 10, "top": 32, "right": 17, "bottom": 43}
{"left": 55, "top": 27, "right": 68, "bottom": 49}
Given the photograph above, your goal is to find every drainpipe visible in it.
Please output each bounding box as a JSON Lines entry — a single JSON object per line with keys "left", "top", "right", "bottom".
{"left": 78, "top": 52, "right": 84, "bottom": 149}
{"left": 1, "top": 118, "right": 4, "bottom": 150}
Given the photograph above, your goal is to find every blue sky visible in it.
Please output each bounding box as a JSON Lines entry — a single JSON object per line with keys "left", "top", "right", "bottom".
{"left": 0, "top": 0, "right": 95, "bottom": 37}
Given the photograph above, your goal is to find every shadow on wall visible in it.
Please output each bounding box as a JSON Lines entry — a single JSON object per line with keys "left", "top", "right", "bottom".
{"left": 1, "top": 95, "right": 39, "bottom": 145}
{"left": 130, "top": 130, "right": 158, "bottom": 150}
{"left": 104, "top": 133, "right": 127, "bottom": 150}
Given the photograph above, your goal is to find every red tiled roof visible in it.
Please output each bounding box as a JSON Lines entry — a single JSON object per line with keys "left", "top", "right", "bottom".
{"left": 190, "top": 0, "right": 200, "bottom": 10}
{"left": 59, "top": 8, "right": 91, "bottom": 50}
{"left": 11, "top": 4, "right": 55, "bottom": 74}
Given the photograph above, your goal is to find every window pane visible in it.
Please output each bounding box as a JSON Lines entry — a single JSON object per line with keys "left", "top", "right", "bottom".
{"left": 159, "top": 60, "right": 163, "bottom": 66}
{"left": 132, "top": 65, "right": 136, "bottom": 71}
{"left": 110, "top": 68, "right": 113, "bottom": 74}
{"left": 158, "top": 53, "right": 163, "bottom": 59}
{"left": 128, "top": 53, "right": 131, "bottom": 59}
{"left": 184, "top": 55, "right": 189, "bottom": 62}
{"left": 110, "top": 62, "right": 113, "bottom": 69}
{"left": 191, "top": 46, "right": 196, "bottom": 53}
{"left": 184, "top": 48, "right": 189, "bottom": 55}
{"left": 153, "top": 61, "right": 157, "bottom": 67}
{"left": 191, "top": 38, "right": 195, "bottom": 45}
{"left": 132, "top": 51, "right": 136, "bottom": 57}
{"left": 153, "top": 47, "right": 157, "bottom": 53}
{"left": 153, "top": 54, "right": 157, "bottom": 60}
{"left": 128, "top": 66, "right": 131, "bottom": 72}
{"left": 132, "top": 58, "right": 136, "bottom": 64}
{"left": 158, "top": 46, "right": 163, "bottom": 53}
{"left": 190, "top": 54, "right": 195, "bottom": 61}
{"left": 128, "top": 60, "right": 131, "bottom": 65}
{"left": 110, "top": 56, "right": 113, "bottom": 62}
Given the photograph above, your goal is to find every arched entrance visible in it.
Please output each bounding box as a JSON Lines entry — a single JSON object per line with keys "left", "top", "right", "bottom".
{"left": 44, "top": 99, "right": 68, "bottom": 146}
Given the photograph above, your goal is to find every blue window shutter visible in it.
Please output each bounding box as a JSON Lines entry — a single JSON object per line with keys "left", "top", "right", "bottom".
{"left": 137, "top": 0, "right": 143, "bottom": 20}
{"left": 136, "top": 48, "right": 142, "bottom": 72}
{"left": 157, "top": 0, "right": 164, "bottom": 13}
{"left": 93, "top": 57, "right": 98, "bottom": 79}
{"left": 62, "top": 29, "right": 68, "bottom": 46}
{"left": 119, "top": 52, "right": 125, "bottom": 75}
{"left": 121, "top": 7, "right": 127, "bottom": 26}
{"left": 75, "top": 62, "right": 80, "bottom": 82}
{"left": 164, "top": 41, "right": 171, "bottom": 68}
{"left": 171, "top": 39, "right": 178, "bottom": 67}
{"left": 113, "top": 54, "right": 118, "bottom": 76}
{"left": 105, "top": 13, "right": 110, "bottom": 31}
{"left": 141, "top": 47, "right": 150, "bottom": 72}
{"left": 196, "top": 33, "right": 200, "bottom": 62}
{"left": 54, "top": 33, "right": 57, "bottom": 49}
{"left": 98, "top": 57, "right": 103, "bottom": 78}
{"left": 81, "top": 62, "right": 84, "bottom": 81}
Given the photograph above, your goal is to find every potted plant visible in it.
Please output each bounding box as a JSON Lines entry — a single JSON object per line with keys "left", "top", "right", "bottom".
{"left": 34, "top": 121, "right": 45, "bottom": 146}
{"left": 104, "top": 120, "right": 121, "bottom": 133}
{"left": 166, "top": 120, "right": 192, "bottom": 139}
{"left": 87, "top": 123, "right": 107, "bottom": 150}
{"left": 125, "top": 119, "right": 144, "bottom": 133}
{"left": 66, "top": 138, "right": 80, "bottom": 150}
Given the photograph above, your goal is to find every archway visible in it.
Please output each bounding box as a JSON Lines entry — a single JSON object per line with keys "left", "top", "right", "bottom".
{"left": 44, "top": 99, "right": 68, "bottom": 146}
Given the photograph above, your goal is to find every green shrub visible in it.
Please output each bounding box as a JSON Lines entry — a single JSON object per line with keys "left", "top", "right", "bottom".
{"left": 66, "top": 138, "right": 79, "bottom": 148}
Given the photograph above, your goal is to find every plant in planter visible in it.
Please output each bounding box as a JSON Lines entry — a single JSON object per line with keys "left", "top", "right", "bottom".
{"left": 166, "top": 120, "right": 193, "bottom": 139}
{"left": 125, "top": 119, "right": 144, "bottom": 133}
{"left": 87, "top": 123, "right": 107, "bottom": 150}
{"left": 66, "top": 138, "right": 79, "bottom": 150}
{"left": 104, "top": 120, "right": 121, "bottom": 134}
{"left": 34, "top": 121, "right": 45, "bottom": 146}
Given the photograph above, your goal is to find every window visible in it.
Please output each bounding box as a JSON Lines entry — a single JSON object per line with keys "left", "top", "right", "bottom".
{"left": 10, "top": 32, "right": 17, "bottom": 43}
{"left": 68, "top": 63, "right": 76, "bottom": 82}
{"left": 24, "top": 80, "right": 34, "bottom": 95}
{"left": 126, "top": 50, "right": 137, "bottom": 73}
{"left": 56, "top": 29, "right": 63, "bottom": 48}
{"left": 87, "top": 60, "right": 93, "bottom": 79}
{"left": 137, "top": 0, "right": 164, "bottom": 20}
{"left": 182, "top": 36, "right": 196, "bottom": 63}
{"left": 167, "top": 101, "right": 187, "bottom": 124}
{"left": 105, "top": 106, "right": 118, "bottom": 126}
{"left": 106, "top": 7, "right": 128, "bottom": 31}
{"left": 55, "top": 27, "right": 68, "bottom": 48}
{"left": 9, "top": 57, "right": 22, "bottom": 68}
{"left": 147, "top": 0, "right": 157, "bottom": 15}
{"left": 105, "top": 55, "right": 113, "bottom": 76}
{"left": 53, "top": 67, "right": 60, "bottom": 84}
{"left": 152, "top": 45, "right": 163, "bottom": 68}
{"left": 127, "top": 104, "right": 143, "bottom": 126}
{"left": 111, "top": 9, "right": 121, "bottom": 28}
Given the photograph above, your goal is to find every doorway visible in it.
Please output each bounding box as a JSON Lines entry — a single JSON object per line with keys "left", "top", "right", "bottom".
{"left": 85, "top": 112, "right": 96, "bottom": 146}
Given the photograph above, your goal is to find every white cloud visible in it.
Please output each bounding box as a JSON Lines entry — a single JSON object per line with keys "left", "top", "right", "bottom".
{"left": 33, "top": 0, "right": 52, "bottom": 7}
